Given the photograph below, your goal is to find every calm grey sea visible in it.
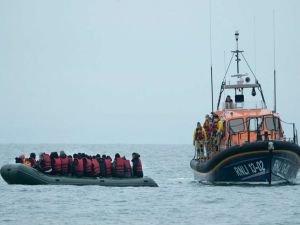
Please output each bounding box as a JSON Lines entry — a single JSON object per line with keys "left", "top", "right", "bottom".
{"left": 0, "top": 144, "right": 299, "bottom": 225}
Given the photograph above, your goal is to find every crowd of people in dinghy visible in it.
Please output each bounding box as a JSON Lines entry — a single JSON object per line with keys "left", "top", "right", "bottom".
{"left": 15, "top": 151, "right": 143, "bottom": 178}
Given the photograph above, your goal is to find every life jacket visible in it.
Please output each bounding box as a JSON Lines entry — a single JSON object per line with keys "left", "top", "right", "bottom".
{"left": 115, "top": 158, "right": 125, "bottom": 177}
{"left": 60, "top": 157, "right": 69, "bottom": 174}
{"left": 83, "top": 158, "right": 92, "bottom": 176}
{"left": 43, "top": 153, "right": 52, "bottom": 170}
{"left": 212, "top": 122, "right": 218, "bottom": 133}
{"left": 73, "top": 158, "right": 84, "bottom": 176}
{"left": 53, "top": 158, "right": 62, "bottom": 173}
{"left": 92, "top": 159, "right": 100, "bottom": 177}
{"left": 195, "top": 128, "right": 204, "bottom": 140}
{"left": 124, "top": 159, "right": 132, "bottom": 177}
{"left": 105, "top": 159, "right": 112, "bottom": 177}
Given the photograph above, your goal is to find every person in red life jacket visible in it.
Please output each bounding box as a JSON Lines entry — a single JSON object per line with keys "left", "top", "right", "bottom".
{"left": 131, "top": 153, "right": 143, "bottom": 178}
{"left": 123, "top": 156, "right": 132, "bottom": 177}
{"left": 60, "top": 151, "right": 69, "bottom": 175}
{"left": 91, "top": 156, "right": 100, "bottom": 177}
{"left": 83, "top": 156, "right": 93, "bottom": 177}
{"left": 15, "top": 154, "right": 25, "bottom": 164}
{"left": 28, "top": 153, "right": 37, "bottom": 168}
{"left": 112, "top": 153, "right": 125, "bottom": 178}
{"left": 38, "top": 153, "right": 52, "bottom": 172}
{"left": 50, "top": 152, "right": 61, "bottom": 175}
{"left": 72, "top": 154, "right": 84, "bottom": 177}
{"left": 67, "top": 155, "right": 73, "bottom": 176}
{"left": 105, "top": 156, "right": 112, "bottom": 177}
{"left": 98, "top": 154, "right": 107, "bottom": 177}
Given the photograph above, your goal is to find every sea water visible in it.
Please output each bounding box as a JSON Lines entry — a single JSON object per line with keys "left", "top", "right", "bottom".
{"left": 0, "top": 144, "right": 299, "bottom": 225}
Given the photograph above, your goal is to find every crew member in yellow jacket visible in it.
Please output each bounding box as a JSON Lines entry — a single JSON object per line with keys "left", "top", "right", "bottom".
{"left": 193, "top": 122, "right": 207, "bottom": 160}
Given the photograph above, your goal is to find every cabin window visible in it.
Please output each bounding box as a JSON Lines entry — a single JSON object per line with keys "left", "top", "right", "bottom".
{"left": 246, "top": 117, "right": 263, "bottom": 131}
{"left": 265, "top": 117, "right": 280, "bottom": 131}
{"left": 228, "top": 119, "right": 244, "bottom": 133}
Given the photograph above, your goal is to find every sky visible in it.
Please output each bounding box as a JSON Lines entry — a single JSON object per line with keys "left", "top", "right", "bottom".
{"left": 0, "top": 0, "right": 299, "bottom": 144}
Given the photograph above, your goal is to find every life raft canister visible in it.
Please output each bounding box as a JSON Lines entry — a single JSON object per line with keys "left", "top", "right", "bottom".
{"left": 105, "top": 159, "right": 112, "bottom": 177}
{"left": 115, "top": 157, "right": 125, "bottom": 177}
{"left": 92, "top": 159, "right": 100, "bottom": 177}
{"left": 124, "top": 159, "right": 132, "bottom": 177}
{"left": 60, "top": 157, "right": 69, "bottom": 174}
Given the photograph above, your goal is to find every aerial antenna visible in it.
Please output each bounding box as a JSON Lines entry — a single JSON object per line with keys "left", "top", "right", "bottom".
{"left": 253, "top": 17, "right": 257, "bottom": 75}
{"left": 209, "top": 0, "right": 214, "bottom": 112}
{"left": 273, "top": 10, "right": 277, "bottom": 113}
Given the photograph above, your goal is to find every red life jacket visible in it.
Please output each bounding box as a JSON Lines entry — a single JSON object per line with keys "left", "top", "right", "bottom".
{"left": 124, "top": 159, "right": 132, "bottom": 177}
{"left": 53, "top": 158, "right": 62, "bottom": 173}
{"left": 43, "top": 153, "right": 51, "bottom": 170}
{"left": 195, "top": 128, "right": 204, "bottom": 140}
{"left": 212, "top": 123, "right": 218, "bottom": 133}
{"left": 92, "top": 159, "right": 100, "bottom": 177}
{"left": 60, "top": 157, "right": 69, "bottom": 174}
{"left": 74, "top": 158, "right": 84, "bottom": 176}
{"left": 84, "top": 158, "right": 92, "bottom": 176}
{"left": 115, "top": 158, "right": 125, "bottom": 176}
{"left": 105, "top": 159, "right": 112, "bottom": 177}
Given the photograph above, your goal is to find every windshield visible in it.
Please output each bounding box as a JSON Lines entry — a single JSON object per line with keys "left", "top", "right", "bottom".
{"left": 246, "top": 117, "right": 263, "bottom": 131}
{"left": 265, "top": 117, "right": 280, "bottom": 131}
{"left": 228, "top": 119, "right": 244, "bottom": 133}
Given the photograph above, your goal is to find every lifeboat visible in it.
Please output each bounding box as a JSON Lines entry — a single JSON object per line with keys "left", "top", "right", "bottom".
{"left": 0, "top": 164, "right": 158, "bottom": 187}
{"left": 190, "top": 32, "right": 300, "bottom": 185}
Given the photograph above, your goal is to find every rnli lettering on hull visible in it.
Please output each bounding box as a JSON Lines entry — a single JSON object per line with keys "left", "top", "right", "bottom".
{"left": 273, "top": 160, "right": 291, "bottom": 176}
{"left": 234, "top": 160, "right": 265, "bottom": 177}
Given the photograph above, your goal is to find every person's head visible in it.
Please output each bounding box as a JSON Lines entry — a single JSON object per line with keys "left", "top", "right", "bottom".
{"left": 205, "top": 114, "right": 210, "bottom": 120}
{"left": 30, "top": 152, "right": 36, "bottom": 159}
{"left": 197, "top": 122, "right": 201, "bottom": 128}
{"left": 60, "top": 150, "right": 66, "bottom": 158}
{"left": 226, "top": 95, "right": 231, "bottom": 100}
{"left": 115, "top": 153, "right": 120, "bottom": 159}
{"left": 102, "top": 154, "right": 106, "bottom": 159}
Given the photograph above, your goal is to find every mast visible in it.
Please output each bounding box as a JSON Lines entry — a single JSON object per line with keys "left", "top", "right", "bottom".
{"left": 273, "top": 11, "right": 277, "bottom": 113}
{"left": 210, "top": 0, "right": 214, "bottom": 112}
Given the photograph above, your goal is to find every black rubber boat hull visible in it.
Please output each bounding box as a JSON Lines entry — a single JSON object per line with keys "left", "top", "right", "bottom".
{"left": 0, "top": 164, "right": 158, "bottom": 187}
{"left": 190, "top": 141, "right": 300, "bottom": 184}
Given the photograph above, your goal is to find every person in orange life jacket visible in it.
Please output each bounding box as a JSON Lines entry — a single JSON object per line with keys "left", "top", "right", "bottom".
{"left": 91, "top": 156, "right": 100, "bottom": 177}
{"left": 193, "top": 122, "right": 207, "bottom": 160}
{"left": 72, "top": 154, "right": 84, "bottom": 177}
{"left": 67, "top": 155, "right": 73, "bottom": 175}
{"left": 60, "top": 151, "right": 69, "bottom": 175}
{"left": 50, "top": 152, "right": 61, "bottom": 175}
{"left": 131, "top": 152, "right": 143, "bottom": 178}
{"left": 105, "top": 155, "right": 112, "bottom": 177}
{"left": 97, "top": 154, "right": 106, "bottom": 177}
{"left": 28, "top": 152, "right": 37, "bottom": 168}
{"left": 83, "top": 155, "right": 93, "bottom": 176}
{"left": 112, "top": 153, "right": 125, "bottom": 178}
{"left": 38, "top": 152, "right": 52, "bottom": 172}
{"left": 123, "top": 156, "right": 132, "bottom": 177}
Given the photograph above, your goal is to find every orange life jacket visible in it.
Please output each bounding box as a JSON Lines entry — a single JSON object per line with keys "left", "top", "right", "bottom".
{"left": 92, "top": 159, "right": 100, "bottom": 177}
{"left": 60, "top": 157, "right": 69, "bottom": 174}
{"left": 115, "top": 158, "right": 125, "bottom": 177}
{"left": 124, "top": 159, "right": 132, "bottom": 177}
{"left": 105, "top": 159, "right": 112, "bottom": 177}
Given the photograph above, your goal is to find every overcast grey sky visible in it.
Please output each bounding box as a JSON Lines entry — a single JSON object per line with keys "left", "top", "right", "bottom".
{"left": 0, "top": 0, "right": 299, "bottom": 144}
